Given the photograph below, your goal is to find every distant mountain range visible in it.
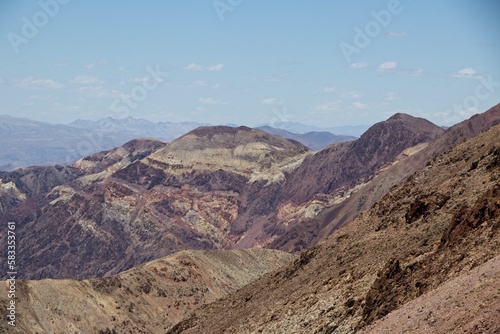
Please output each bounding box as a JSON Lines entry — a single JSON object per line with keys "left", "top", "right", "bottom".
{"left": 0, "top": 116, "right": 206, "bottom": 171}
{"left": 258, "top": 121, "right": 369, "bottom": 136}
{"left": 0, "top": 116, "right": 359, "bottom": 170}
{"left": 257, "top": 126, "right": 356, "bottom": 150}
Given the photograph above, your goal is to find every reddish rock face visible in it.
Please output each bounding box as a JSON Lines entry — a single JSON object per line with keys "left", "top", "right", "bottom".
{"left": 281, "top": 113, "right": 444, "bottom": 204}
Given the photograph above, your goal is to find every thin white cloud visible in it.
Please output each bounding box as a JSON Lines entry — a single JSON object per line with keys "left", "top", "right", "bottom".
{"left": 86, "top": 60, "right": 107, "bottom": 69}
{"left": 387, "top": 31, "right": 408, "bottom": 37}
{"left": 452, "top": 68, "right": 480, "bottom": 79}
{"left": 385, "top": 92, "right": 400, "bottom": 101}
{"left": 70, "top": 76, "right": 104, "bottom": 84}
{"left": 261, "top": 98, "right": 285, "bottom": 105}
{"left": 406, "top": 68, "right": 423, "bottom": 76}
{"left": 187, "top": 80, "right": 223, "bottom": 89}
{"left": 351, "top": 101, "right": 368, "bottom": 109}
{"left": 54, "top": 62, "right": 68, "bottom": 67}
{"left": 78, "top": 85, "right": 129, "bottom": 99}
{"left": 378, "top": 61, "right": 398, "bottom": 71}
{"left": 120, "top": 76, "right": 165, "bottom": 85}
{"left": 323, "top": 86, "right": 361, "bottom": 99}
{"left": 198, "top": 97, "right": 230, "bottom": 105}
{"left": 207, "top": 64, "right": 224, "bottom": 71}
{"left": 15, "top": 77, "right": 65, "bottom": 90}
{"left": 29, "top": 95, "right": 53, "bottom": 101}
{"left": 315, "top": 100, "right": 343, "bottom": 111}
{"left": 263, "top": 72, "right": 289, "bottom": 82}
{"left": 184, "top": 63, "right": 224, "bottom": 71}
{"left": 348, "top": 62, "right": 368, "bottom": 69}
{"left": 185, "top": 63, "right": 204, "bottom": 71}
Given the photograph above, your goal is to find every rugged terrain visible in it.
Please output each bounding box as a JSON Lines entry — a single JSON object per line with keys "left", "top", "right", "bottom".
{"left": 169, "top": 122, "right": 500, "bottom": 333}
{"left": 0, "top": 115, "right": 354, "bottom": 170}
{"left": 269, "top": 104, "right": 500, "bottom": 252}
{"left": 361, "top": 255, "right": 500, "bottom": 333}
{"left": 231, "top": 113, "right": 445, "bottom": 249}
{"left": 1, "top": 127, "right": 309, "bottom": 279}
{"left": 1, "top": 107, "right": 499, "bottom": 333}
{"left": 1, "top": 113, "right": 445, "bottom": 280}
{"left": 0, "top": 248, "right": 295, "bottom": 334}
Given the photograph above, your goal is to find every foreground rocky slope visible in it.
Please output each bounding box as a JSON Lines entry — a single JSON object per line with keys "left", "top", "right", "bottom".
{"left": 169, "top": 123, "right": 500, "bottom": 333}
{"left": 361, "top": 255, "right": 500, "bottom": 333}
{"left": 0, "top": 248, "right": 295, "bottom": 333}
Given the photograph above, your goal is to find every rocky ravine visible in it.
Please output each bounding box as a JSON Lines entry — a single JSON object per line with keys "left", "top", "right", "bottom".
{"left": 0, "top": 248, "right": 295, "bottom": 334}
{"left": 169, "top": 122, "right": 500, "bottom": 333}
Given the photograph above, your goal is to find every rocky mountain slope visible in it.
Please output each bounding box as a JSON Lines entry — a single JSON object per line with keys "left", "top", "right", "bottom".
{"left": 0, "top": 127, "right": 309, "bottom": 279}
{"left": 283, "top": 113, "right": 444, "bottom": 204}
{"left": 0, "top": 139, "right": 166, "bottom": 215}
{"left": 230, "top": 113, "right": 445, "bottom": 249}
{"left": 0, "top": 248, "right": 295, "bottom": 334}
{"left": 270, "top": 103, "right": 500, "bottom": 252}
{"left": 360, "top": 255, "right": 500, "bottom": 333}
{"left": 169, "top": 122, "right": 500, "bottom": 333}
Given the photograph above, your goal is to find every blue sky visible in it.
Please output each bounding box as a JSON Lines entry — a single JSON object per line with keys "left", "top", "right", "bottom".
{"left": 1, "top": 0, "right": 499, "bottom": 128}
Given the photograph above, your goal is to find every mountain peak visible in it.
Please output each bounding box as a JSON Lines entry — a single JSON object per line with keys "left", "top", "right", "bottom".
{"left": 143, "top": 125, "right": 311, "bottom": 184}
{"left": 186, "top": 125, "right": 253, "bottom": 138}
{"left": 387, "top": 112, "right": 413, "bottom": 121}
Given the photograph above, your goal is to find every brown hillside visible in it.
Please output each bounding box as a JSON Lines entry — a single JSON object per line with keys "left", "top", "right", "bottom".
{"left": 0, "top": 248, "right": 295, "bottom": 334}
